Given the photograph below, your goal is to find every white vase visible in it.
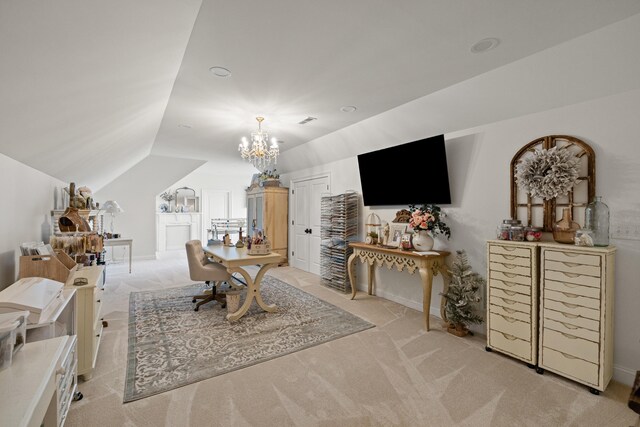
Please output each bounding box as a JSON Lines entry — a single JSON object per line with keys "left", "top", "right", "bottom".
{"left": 412, "top": 230, "right": 434, "bottom": 251}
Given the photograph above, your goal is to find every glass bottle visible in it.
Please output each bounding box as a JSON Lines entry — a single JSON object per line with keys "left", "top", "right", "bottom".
{"left": 585, "top": 196, "right": 610, "bottom": 246}
{"left": 553, "top": 208, "right": 580, "bottom": 244}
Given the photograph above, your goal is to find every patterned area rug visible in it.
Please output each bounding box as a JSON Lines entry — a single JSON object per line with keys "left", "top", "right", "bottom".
{"left": 124, "top": 276, "right": 373, "bottom": 402}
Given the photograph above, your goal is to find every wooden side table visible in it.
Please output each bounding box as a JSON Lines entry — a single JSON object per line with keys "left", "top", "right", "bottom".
{"left": 347, "top": 242, "right": 450, "bottom": 331}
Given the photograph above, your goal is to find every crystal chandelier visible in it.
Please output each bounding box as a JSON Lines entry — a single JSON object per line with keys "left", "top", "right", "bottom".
{"left": 238, "top": 117, "right": 279, "bottom": 171}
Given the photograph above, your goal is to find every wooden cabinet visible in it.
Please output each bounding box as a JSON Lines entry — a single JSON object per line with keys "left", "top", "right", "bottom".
{"left": 246, "top": 186, "right": 289, "bottom": 263}
{"left": 538, "top": 244, "right": 616, "bottom": 393}
{"left": 485, "top": 240, "right": 616, "bottom": 393}
{"left": 486, "top": 240, "right": 539, "bottom": 365}
{"left": 65, "top": 265, "right": 104, "bottom": 380}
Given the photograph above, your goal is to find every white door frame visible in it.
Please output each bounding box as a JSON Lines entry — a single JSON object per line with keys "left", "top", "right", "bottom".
{"left": 201, "top": 190, "right": 230, "bottom": 242}
{"left": 289, "top": 173, "right": 331, "bottom": 272}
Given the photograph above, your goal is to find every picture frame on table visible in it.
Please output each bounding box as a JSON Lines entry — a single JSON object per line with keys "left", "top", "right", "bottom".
{"left": 387, "top": 223, "right": 407, "bottom": 248}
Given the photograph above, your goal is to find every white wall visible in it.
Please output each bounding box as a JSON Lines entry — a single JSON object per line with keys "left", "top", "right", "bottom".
{"left": 281, "top": 88, "right": 640, "bottom": 385}
{"left": 0, "top": 153, "right": 65, "bottom": 289}
{"left": 94, "top": 155, "right": 205, "bottom": 258}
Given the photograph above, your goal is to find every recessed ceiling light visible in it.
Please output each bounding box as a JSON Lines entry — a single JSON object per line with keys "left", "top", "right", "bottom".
{"left": 340, "top": 106, "right": 357, "bottom": 113}
{"left": 209, "top": 66, "right": 231, "bottom": 77}
{"left": 178, "top": 124, "right": 192, "bottom": 128}
{"left": 470, "top": 38, "right": 500, "bottom": 54}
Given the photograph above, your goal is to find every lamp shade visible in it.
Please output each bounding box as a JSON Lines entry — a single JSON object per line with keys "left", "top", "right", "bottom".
{"left": 102, "top": 200, "right": 124, "bottom": 214}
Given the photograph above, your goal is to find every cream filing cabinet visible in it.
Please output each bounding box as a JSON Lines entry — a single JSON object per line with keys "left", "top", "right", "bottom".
{"left": 65, "top": 265, "right": 105, "bottom": 380}
{"left": 485, "top": 240, "right": 616, "bottom": 394}
{"left": 538, "top": 243, "right": 615, "bottom": 394}
{"left": 486, "top": 241, "right": 539, "bottom": 366}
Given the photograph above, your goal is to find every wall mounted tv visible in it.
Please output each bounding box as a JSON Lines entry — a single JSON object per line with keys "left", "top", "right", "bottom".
{"left": 357, "top": 134, "right": 451, "bottom": 206}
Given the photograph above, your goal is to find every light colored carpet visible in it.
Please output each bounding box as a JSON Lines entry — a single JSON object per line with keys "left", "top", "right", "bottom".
{"left": 66, "top": 257, "right": 637, "bottom": 426}
{"left": 124, "top": 278, "right": 373, "bottom": 402}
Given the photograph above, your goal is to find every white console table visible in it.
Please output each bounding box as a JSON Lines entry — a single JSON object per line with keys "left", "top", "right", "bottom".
{"left": 104, "top": 237, "right": 132, "bottom": 273}
{"left": 0, "top": 336, "right": 77, "bottom": 427}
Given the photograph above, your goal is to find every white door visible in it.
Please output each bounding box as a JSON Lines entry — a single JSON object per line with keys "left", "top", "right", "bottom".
{"left": 202, "top": 190, "right": 230, "bottom": 241}
{"left": 291, "top": 176, "right": 330, "bottom": 274}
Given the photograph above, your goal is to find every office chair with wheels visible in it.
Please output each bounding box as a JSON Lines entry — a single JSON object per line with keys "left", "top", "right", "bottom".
{"left": 185, "top": 240, "right": 231, "bottom": 311}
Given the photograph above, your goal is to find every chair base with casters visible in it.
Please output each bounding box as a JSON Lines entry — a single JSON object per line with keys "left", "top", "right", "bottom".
{"left": 192, "top": 281, "right": 227, "bottom": 311}
{"left": 185, "top": 239, "right": 232, "bottom": 312}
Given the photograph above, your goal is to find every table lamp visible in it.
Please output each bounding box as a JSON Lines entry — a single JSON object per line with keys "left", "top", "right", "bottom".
{"left": 102, "top": 200, "right": 124, "bottom": 235}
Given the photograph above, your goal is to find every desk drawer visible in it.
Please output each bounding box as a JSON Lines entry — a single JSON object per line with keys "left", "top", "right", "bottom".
{"left": 489, "top": 262, "right": 530, "bottom": 277}
{"left": 544, "top": 318, "right": 599, "bottom": 342}
{"left": 490, "top": 244, "right": 532, "bottom": 258}
{"left": 490, "top": 287, "right": 531, "bottom": 305}
{"left": 544, "top": 299, "right": 599, "bottom": 321}
{"left": 544, "top": 279, "right": 600, "bottom": 299}
{"left": 543, "top": 328, "right": 599, "bottom": 363}
{"left": 544, "top": 289, "right": 600, "bottom": 310}
{"left": 489, "top": 278, "right": 531, "bottom": 296}
{"left": 543, "top": 308, "right": 599, "bottom": 332}
{"left": 545, "top": 260, "right": 600, "bottom": 277}
{"left": 489, "top": 253, "right": 530, "bottom": 266}
{"left": 544, "top": 250, "right": 600, "bottom": 267}
{"left": 490, "top": 270, "right": 532, "bottom": 286}
{"left": 542, "top": 347, "right": 598, "bottom": 386}
{"left": 489, "top": 304, "right": 530, "bottom": 323}
{"left": 544, "top": 270, "right": 600, "bottom": 288}
{"left": 489, "top": 329, "right": 532, "bottom": 362}
{"left": 490, "top": 295, "right": 531, "bottom": 314}
{"left": 489, "top": 313, "right": 530, "bottom": 341}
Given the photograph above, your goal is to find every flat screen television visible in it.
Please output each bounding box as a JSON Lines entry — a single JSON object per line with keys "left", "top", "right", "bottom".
{"left": 357, "top": 134, "right": 451, "bottom": 206}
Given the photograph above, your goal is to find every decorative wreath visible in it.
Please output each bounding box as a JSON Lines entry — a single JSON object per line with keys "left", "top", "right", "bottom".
{"left": 515, "top": 146, "right": 580, "bottom": 200}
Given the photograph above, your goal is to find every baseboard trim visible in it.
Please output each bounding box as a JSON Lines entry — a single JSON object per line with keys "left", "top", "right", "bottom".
{"left": 614, "top": 364, "right": 637, "bottom": 386}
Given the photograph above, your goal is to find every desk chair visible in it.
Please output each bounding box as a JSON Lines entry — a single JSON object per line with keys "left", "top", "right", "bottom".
{"left": 185, "top": 240, "right": 231, "bottom": 311}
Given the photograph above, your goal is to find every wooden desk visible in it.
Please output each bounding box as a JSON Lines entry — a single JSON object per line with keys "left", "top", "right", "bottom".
{"left": 204, "top": 245, "right": 282, "bottom": 321}
{"left": 104, "top": 237, "right": 132, "bottom": 273}
{"left": 348, "top": 243, "right": 450, "bottom": 331}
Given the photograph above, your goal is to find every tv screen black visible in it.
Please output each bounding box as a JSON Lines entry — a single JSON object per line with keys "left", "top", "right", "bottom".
{"left": 357, "top": 134, "right": 451, "bottom": 206}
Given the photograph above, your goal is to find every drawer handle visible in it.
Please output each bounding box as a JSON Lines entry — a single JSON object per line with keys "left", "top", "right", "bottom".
{"left": 501, "top": 315, "right": 517, "bottom": 323}
{"left": 561, "top": 301, "right": 579, "bottom": 309}
{"left": 557, "top": 252, "right": 580, "bottom": 258}
{"left": 500, "top": 281, "right": 516, "bottom": 287}
{"left": 561, "top": 292, "right": 578, "bottom": 299}
{"left": 561, "top": 282, "right": 578, "bottom": 288}
{"left": 560, "top": 332, "right": 578, "bottom": 340}
{"left": 502, "top": 247, "right": 516, "bottom": 252}
{"left": 558, "top": 350, "right": 578, "bottom": 360}
{"left": 502, "top": 255, "right": 517, "bottom": 260}
{"left": 97, "top": 299, "right": 101, "bottom": 303}
{"left": 561, "top": 261, "right": 580, "bottom": 268}
{"left": 561, "top": 321, "right": 578, "bottom": 330}
{"left": 502, "top": 289, "right": 517, "bottom": 296}
{"left": 501, "top": 332, "right": 517, "bottom": 341}
{"left": 561, "top": 272, "right": 580, "bottom": 278}
{"left": 502, "top": 307, "right": 517, "bottom": 314}
{"left": 502, "top": 272, "right": 517, "bottom": 278}
{"left": 503, "top": 263, "right": 517, "bottom": 269}
{"left": 501, "top": 298, "right": 517, "bottom": 305}
{"left": 561, "top": 312, "right": 579, "bottom": 319}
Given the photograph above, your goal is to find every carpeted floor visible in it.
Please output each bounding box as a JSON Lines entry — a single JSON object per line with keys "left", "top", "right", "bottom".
{"left": 125, "top": 277, "right": 373, "bottom": 402}
{"left": 66, "top": 257, "right": 637, "bottom": 426}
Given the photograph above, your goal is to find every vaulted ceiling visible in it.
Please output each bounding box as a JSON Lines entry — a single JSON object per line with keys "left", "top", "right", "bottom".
{"left": 2, "top": 1, "right": 640, "bottom": 190}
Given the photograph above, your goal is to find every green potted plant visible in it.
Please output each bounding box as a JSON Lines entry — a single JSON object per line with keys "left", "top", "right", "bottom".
{"left": 441, "top": 250, "right": 484, "bottom": 337}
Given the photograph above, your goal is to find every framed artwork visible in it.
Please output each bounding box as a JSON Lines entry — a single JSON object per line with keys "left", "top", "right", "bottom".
{"left": 401, "top": 232, "right": 413, "bottom": 250}
{"left": 185, "top": 196, "right": 199, "bottom": 212}
{"left": 388, "top": 223, "right": 407, "bottom": 248}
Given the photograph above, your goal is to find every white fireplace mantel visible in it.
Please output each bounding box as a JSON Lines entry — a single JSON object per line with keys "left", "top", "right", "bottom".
{"left": 156, "top": 213, "right": 201, "bottom": 254}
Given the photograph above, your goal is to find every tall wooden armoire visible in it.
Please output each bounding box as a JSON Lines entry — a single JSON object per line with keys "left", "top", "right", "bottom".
{"left": 246, "top": 186, "right": 289, "bottom": 263}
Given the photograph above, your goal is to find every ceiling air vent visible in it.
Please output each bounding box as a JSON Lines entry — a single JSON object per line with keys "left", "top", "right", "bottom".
{"left": 298, "top": 116, "right": 317, "bottom": 125}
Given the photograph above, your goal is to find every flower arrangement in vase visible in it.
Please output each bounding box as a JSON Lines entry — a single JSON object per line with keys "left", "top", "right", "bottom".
{"left": 408, "top": 204, "right": 451, "bottom": 250}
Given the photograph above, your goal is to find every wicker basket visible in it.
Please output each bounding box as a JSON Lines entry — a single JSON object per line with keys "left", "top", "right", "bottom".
{"left": 248, "top": 241, "right": 271, "bottom": 255}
